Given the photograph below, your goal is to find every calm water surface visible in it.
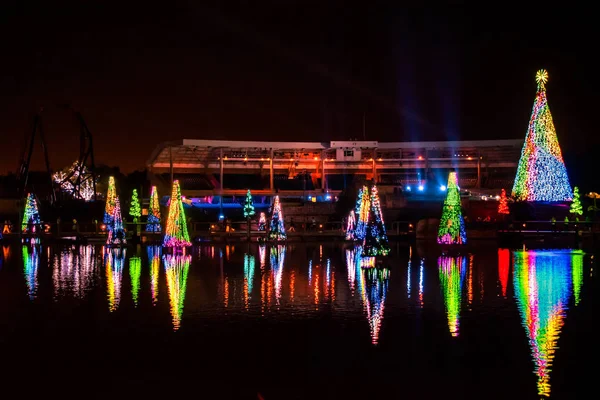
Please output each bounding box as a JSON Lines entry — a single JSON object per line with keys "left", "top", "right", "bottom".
{"left": 0, "top": 242, "right": 596, "bottom": 399}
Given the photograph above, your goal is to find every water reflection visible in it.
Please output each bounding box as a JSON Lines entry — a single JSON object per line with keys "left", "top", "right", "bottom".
{"left": 52, "top": 245, "right": 96, "bottom": 299}
{"left": 147, "top": 246, "right": 161, "bottom": 305}
{"left": 438, "top": 256, "right": 467, "bottom": 337}
{"left": 22, "top": 245, "right": 40, "bottom": 300}
{"left": 105, "top": 248, "right": 126, "bottom": 312}
{"left": 359, "top": 268, "right": 390, "bottom": 345}
{"left": 498, "top": 249, "right": 510, "bottom": 298}
{"left": 513, "top": 250, "right": 584, "bottom": 398}
{"left": 243, "top": 253, "right": 255, "bottom": 309}
{"left": 270, "top": 246, "right": 286, "bottom": 304}
{"left": 129, "top": 256, "right": 141, "bottom": 307}
{"left": 163, "top": 254, "right": 190, "bottom": 331}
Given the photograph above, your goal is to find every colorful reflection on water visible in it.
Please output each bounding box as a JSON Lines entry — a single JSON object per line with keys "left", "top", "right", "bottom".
{"left": 2, "top": 243, "right": 595, "bottom": 398}
{"left": 163, "top": 253, "right": 190, "bottom": 331}
{"left": 105, "top": 248, "right": 126, "bottom": 312}
{"left": 52, "top": 245, "right": 97, "bottom": 299}
{"left": 513, "top": 249, "right": 585, "bottom": 398}
{"left": 147, "top": 246, "right": 161, "bottom": 305}
{"left": 22, "top": 245, "right": 40, "bottom": 300}
{"left": 438, "top": 255, "right": 467, "bottom": 337}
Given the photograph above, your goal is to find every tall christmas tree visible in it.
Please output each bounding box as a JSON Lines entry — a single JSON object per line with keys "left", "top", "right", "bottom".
{"left": 362, "top": 184, "right": 390, "bottom": 257}
{"left": 570, "top": 186, "right": 583, "bottom": 216}
{"left": 103, "top": 176, "right": 117, "bottom": 225}
{"left": 163, "top": 180, "right": 191, "bottom": 247}
{"left": 498, "top": 188, "right": 510, "bottom": 215}
{"left": 107, "top": 196, "right": 126, "bottom": 245}
{"left": 21, "top": 193, "right": 41, "bottom": 234}
{"left": 146, "top": 185, "right": 162, "bottom": 232}
{"left": 512, "top": 69, "right": 573, "bottom": 202}
{"left": 268, "top": 196, "right": 286, "bottom": 241}
{"left": 437, "top": 171, "right": 467, "bottom": 245}
{"left": 129, "top": 189, "right": 141, "bottom": 221}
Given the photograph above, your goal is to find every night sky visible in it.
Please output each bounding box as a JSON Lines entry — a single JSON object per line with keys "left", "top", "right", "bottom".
{"left": 0, "top": 2, "right": 596, "bottom": 186}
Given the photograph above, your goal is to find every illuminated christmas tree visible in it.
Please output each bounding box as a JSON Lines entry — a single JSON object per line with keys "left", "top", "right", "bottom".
{"left": 103, "top": 176, "right": 117, "bottom": 225}
{"left": 21, "top": 193, "right": 41, "bottom": 234}
{"left": 355, "top": 185, "right": 370, "bottom": 241}
{"left": 146, "top": 186, "right": 162, "bottom": 232}
{"left": 512, "top": 69, "right": 573, "bottom": 202}
{"left": 107, "top": 197, "right": 126, "bottom": 245}
{"left": 129, "top": 189, "right": 141, "bottom": 221}
{"left": 258, "top": 212, "right": 267, "bottom": 231}
{"left": 163, "top": 180, "right": 191, "bottom": 247}
{"left": 268, "top": 196, "right": 286, "bottom": 241}
{"left": 570, "top": 186, "right": 583, "bottom": 216}
{"left": 362, "top": 184, "right": 390, "bottom": 256}
{"left": 243, "top": 189, "right": 255, "bottom": 218}
{"left": 437, "top": 171, "right": 467, "bottom": 245}
{"left": 498, "top": 188, "right": 510, "bottom": 215}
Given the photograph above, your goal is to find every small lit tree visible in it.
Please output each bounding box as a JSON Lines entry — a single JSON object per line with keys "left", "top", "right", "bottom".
{"left": 570, "top": 187, "right": 583, "bottom": 216}
{"left": 147, "top": 186, "right": 162, "bottom": 232}
{"left": 22, "top": 193, "right": 41, "bottom": 234}
{"left": 498, "top": 188, "right": 510, "bottom": 215}
{"left": 268, "top": 196, "right": 286, "bottom": 241}
{"left": 129, "top": 189, "right": 141, "bottom": 222}
{"left": 243, "top": 189, "right": 255, "bottom": 239}
{"left": 258, "top": 212, "right": 267, "bottom": 231}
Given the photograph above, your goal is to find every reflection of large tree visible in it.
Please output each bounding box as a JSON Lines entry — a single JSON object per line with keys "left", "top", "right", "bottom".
{"left": 105, "top": 248, "right": 126, "bottom": 312}
{"left": 163, "top": 254, "right": 191, "bottom": 331}
{"left": 359, "top": 267, "right": 390, "bottom": 345}
{"left": 438, "top": 256, "right": 467, "bottom": 337}
{"left": 53, "top": 245, "right": 96, "bottom": 299}
{"left": 513, "top": 250, "right": 583, "bottom": 397}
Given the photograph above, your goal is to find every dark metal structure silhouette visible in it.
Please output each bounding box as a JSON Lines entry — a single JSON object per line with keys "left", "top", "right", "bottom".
{"left": 17, "top": 106, "right": 97, "bottom": 202}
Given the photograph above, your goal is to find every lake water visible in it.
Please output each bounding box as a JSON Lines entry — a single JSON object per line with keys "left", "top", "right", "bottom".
{"left": 0, "top": 242, "right": 596, "bottom": 399}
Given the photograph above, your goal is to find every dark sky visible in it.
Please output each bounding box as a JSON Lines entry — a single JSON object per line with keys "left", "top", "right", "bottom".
{"left": 0, "top": 1, "right": 596, "bottom": 186}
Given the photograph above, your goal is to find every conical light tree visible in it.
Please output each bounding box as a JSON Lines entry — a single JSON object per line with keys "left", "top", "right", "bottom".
{"left": 268, "top": 196, "right": 286, "bottom": 241}
{"left": 570, "top": 186, "right": 583, "bottom": 216}
{"left": 512, "top": 69, "right": 573, "bottom": 202}
{"left": 243, "top": 189, "right": 255, "bottom": 218}
{"left": 107, "top": 197, "right": 126, "bottom": 245}
{"left": 243, "top": 189, "right": 255, "bottom": 239}
{"left": 163, "top": 180, "right": 191, "bottom": 247}
{"left": 355, "top": 185, "right": 370, "bottom": 241}
{"left": 362, "top": 184, "right": 390, "bottom": 256}
{"left": 21, "top": 193, "right": 41, "bottom": 234}
{"left": 146, "top": 185, "right": 162, "bottom": 232}
{"left": 498, "top": 188, "right": 510, "bottom": 215}
{"left": 103, "top": 176, "right": 117, "bottom": 225}
{"left": 437, "top": 171, "right": 467, "bottom": 245}
{"left": 129, "top": 189, "right": 141, "bottom": 221}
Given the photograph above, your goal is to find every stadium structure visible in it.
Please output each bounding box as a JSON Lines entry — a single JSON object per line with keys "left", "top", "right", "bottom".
{"left": 147, "top": 139, "right": 522, "bottom": 211}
